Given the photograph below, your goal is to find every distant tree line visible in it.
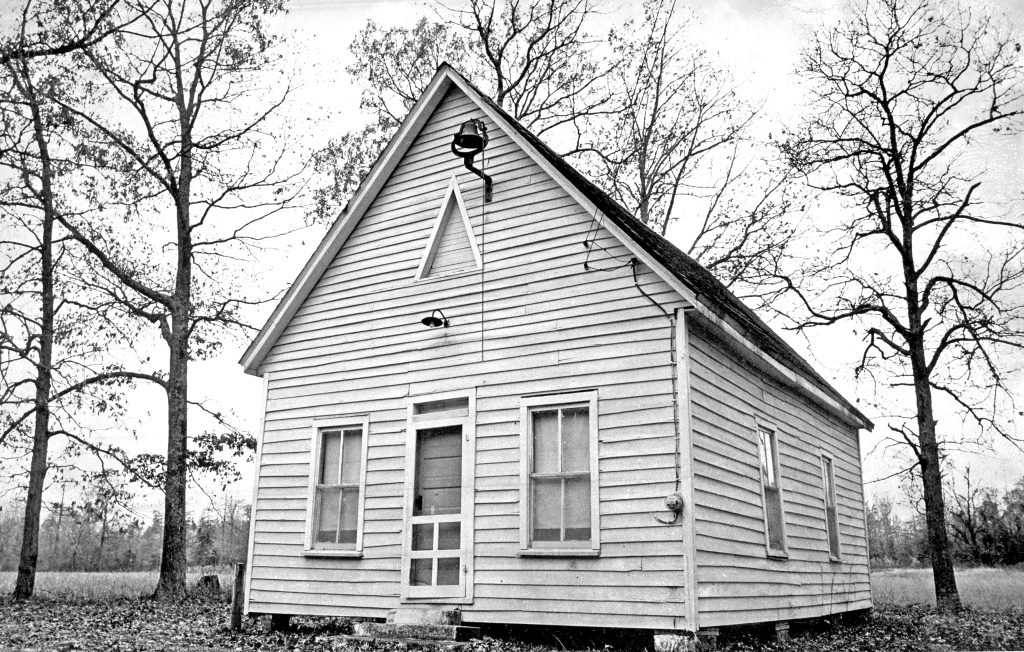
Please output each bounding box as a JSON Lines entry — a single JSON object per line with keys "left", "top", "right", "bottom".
{"left": 0, "top": 494, "right": 248, "bottom": 573}
{"left": 868, "top": 475, "right": 1024, "bottom": 569}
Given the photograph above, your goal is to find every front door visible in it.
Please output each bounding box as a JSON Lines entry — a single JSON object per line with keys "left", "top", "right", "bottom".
{"left": 402, "top": 393, "right": 475, "bottom": 600}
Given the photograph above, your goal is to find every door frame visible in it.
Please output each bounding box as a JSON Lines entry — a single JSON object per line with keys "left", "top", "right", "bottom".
{"left": 400, "top": 388, "right": 476, "bottom": 603}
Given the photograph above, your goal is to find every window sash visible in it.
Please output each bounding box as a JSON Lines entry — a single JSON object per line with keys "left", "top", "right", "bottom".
{"left": 310, "top": 424, "right": 364, "bottom": 551}
{"left": 527, "top": 402, "right": 593, "bottom": 548}
{"left": 822, "top": 456, "right": 841, "bottom": 559}
{"left": 758, "top": 426, "right": 786, "bottom": 555}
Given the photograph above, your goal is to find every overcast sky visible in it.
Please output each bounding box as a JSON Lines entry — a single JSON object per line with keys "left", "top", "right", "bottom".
{"left": 220, "top": 0, "right": 1023, "bottom": 507}
{"left": 4, "top": 0, "right": 1022, "bottom": 516}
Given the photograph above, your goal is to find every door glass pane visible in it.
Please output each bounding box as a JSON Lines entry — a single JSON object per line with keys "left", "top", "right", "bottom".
{"left": 338, "top": 487, "right": 359, "bottom": 545}
{"left": 436, "top": 557, "right": 460, "bottom": 585}
{"left": 412, "top": 523, "right": 434, "bottom": 551}
{"left": 531, "top": 477, "right": 560, "bottom": 541}
{"left": 414, "top": 398, "right": 469, "bottom": 415}
{"left": 532, "top": 410, "right": 559, "bottom": 473}
{"left": 560, "top": 407, "right": 589, "bottom": 473}
{"left": 410, "top": 559, "right": 432, "bottom": 586}
{"left": 414, "top": 426, "right": 463, "bottom": 516}
{"left": 437, "top": 521, "right": 461, "bottom": 550}
{"left": 341, "top": 430, "right": 362, "bottom": 484}
{"left": 320, "top": 431, "right": 341, "bottom": 483}
{"left": 315, "top": 488, "right": 340, "bottom": 543}
{"left": 563, "top": 476, "right": 591, "bottom": 541}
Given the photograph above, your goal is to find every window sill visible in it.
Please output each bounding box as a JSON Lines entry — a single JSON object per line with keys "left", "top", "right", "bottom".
{"left": 302, "top": 549, "right": 363, "bottom": 558}
{"left": 766, "top": 551, "right": 789, "bottom": 561}
{"left": 829, "top": 555, "right": 843, "bottom": 563}
{"left": 519, "top": 548, "right": 600, "bottom": 558}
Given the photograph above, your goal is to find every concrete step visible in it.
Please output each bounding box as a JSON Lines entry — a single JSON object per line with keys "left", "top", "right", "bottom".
{"left": 388, "top": 608, "right": 462, "bottom": 625}
{"left": 352, "top": 622, "right": 481, "bottom": 642}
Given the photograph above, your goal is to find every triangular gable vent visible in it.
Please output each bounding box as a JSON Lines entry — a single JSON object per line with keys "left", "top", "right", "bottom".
{"left": 415, "top": 176, "right": 481, "bottom": 279}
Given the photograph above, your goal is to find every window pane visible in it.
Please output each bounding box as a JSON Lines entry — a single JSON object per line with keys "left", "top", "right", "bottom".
{"left": 410, "top": 559, "right": 432, "bottom": 586}
{"left": 824, "top": 459, "right": 836, "bottom": 507}
{"left": 338, "top": 487, "right": 359, "bottom": 545}
{"left": 414, "top": 426, "right": 462, "bottom": 516}
{"left": 532, "top": 477, "right": 561, "bottom": 541}
{"left": 341, "top": 430, "right": 362, "bottom": 485}
{"left": 563, "top": 476, "right": 591, "bottom": 542}
{"left": 320, "top": 431, "right": 341, "bottom": 483}
{"left": 436, "top": 557, "right": 460, "bottom": 585}
{"left": 827, "top": 506, "right": 841, "bottom": 557}
{"left": 759, "top": 429, "right": 776, "bottom": 487}
{"left": 560, "top": 407, "right": 589, "bottom": 473}
{"left": 532, "top": 410, "right": 559, "bottom": 474}
{"left": 437, "top": 521, "right": 461, "bottom": 550}
{"left": 412, "top": 523, "right": 433, "bottom": 551}
{"left": 765, "top": 486, "right": 785, "bottom": 551}
{"left": 315, "top": 488, "right": 340, "bottom": 543}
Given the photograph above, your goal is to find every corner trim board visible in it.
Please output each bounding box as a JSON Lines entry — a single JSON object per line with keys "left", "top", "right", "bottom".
{"left": 675, "top": 308, "right": 698, "bottom": 630}
{"left": 243, "top": 371, "right": 270, "bottom": 615}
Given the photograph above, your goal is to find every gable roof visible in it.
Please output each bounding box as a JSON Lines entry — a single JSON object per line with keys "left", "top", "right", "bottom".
{"left": 240, "top": 64, "right": 872, "bottom": 431}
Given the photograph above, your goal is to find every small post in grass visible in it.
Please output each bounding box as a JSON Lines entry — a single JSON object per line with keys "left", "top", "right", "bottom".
{"left": 230, "top": 561, "right": 246, "bottom": 631}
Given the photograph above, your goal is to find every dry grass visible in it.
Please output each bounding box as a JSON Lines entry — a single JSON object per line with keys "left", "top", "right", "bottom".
{"left": 3, "top": 567, "right": 1020, "bottom": 608}
{"left": 0, "top": 570, "right": 232, "bottom": 600}
{"left": 871, "top": 566, "right": 1024, "bottom": 609}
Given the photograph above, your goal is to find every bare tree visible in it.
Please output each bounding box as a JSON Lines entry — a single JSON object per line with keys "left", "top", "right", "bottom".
{"left": 314, "top": 0, "right": 610, "bottom": 219}
{"left": 0, "top": 43, "right": 155, "bottom": 597}
{"left": 569, "top": 0, "right": 800, "bottom": 306}
{"left": 42, "top": 0, "right": 301, "bottom": 599}
{"left": 782, "top": 0, "right": 1024, "bottom": 611}
{"left": 0, "top": 0, "right": 131, "bottom": 65}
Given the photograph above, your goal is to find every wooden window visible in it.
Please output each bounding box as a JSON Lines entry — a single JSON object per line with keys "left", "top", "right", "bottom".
{"left": 520, "top": 392, "right": 600, "bottom": 555}
{"left": 758, "top": 425, "right": 787, "bottom": 557}
{"left": 304, "top": 417, "right": 369, "bottom": 556}
{"left": 821, "top": 454, "right": 841, "bottom": 560}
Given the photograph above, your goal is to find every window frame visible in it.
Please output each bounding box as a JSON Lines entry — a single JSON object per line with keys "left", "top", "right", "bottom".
{"left": 820, "top": 452, "right": 842, "bottom": 561}
{"left": 519, "top": 390, "right": 600, "bottom": 556}
{"left": 756, "top": 422, "right": 789, "bottom": 559}
{"left": 303, "top": 415, "right": 370, "bottom": 558}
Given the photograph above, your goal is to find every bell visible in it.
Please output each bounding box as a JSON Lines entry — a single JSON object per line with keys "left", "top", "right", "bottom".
{"left": 452, "top": 119, "right": 488, "bottom": 157}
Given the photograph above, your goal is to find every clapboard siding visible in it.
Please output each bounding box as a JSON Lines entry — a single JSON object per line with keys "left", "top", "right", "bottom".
{"left": 687, "top": 319, "right": 871, "bottom": 628}
{"left": 248, "top": 86, "right": 690, "bottom": 629}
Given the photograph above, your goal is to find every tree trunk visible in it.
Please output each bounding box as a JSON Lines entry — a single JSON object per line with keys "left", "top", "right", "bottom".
{"left": 153, "top": 314, "right": 190, "bottom": 599}
{"left": 910, "top": 338, "right": 962, "bottom": 612}
{"left": 13, "top": 66, "right": 56, "bottom": 600}
{"left": 153, "top": 70, "right": 194, "bottom": 600}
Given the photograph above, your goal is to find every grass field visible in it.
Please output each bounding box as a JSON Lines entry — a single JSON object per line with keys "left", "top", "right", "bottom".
{"left": 872, "top": 567, "right": 1024, "bottom": 609}
{"left": 0, "top": 567, "right": 1021, "bottom": 651}
{"left": 0, "top": 570, "right": 233, "bottom": 600}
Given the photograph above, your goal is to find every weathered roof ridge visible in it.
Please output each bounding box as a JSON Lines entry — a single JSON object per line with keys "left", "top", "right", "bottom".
{"left": 442, "top": 64, "right": 871, "bottom": 429}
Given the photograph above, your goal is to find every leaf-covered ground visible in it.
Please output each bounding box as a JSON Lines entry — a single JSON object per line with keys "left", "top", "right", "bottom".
{"left": 0, "top": 597, "right": 1023, "bottom": 651}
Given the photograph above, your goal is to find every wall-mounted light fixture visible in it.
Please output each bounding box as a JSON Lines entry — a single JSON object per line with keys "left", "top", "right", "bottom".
{"left": 421, "top": 309, "right": 449, "bottom": 328}
{"left": 451, "top": 118, "right": 492, "bottom": 202}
